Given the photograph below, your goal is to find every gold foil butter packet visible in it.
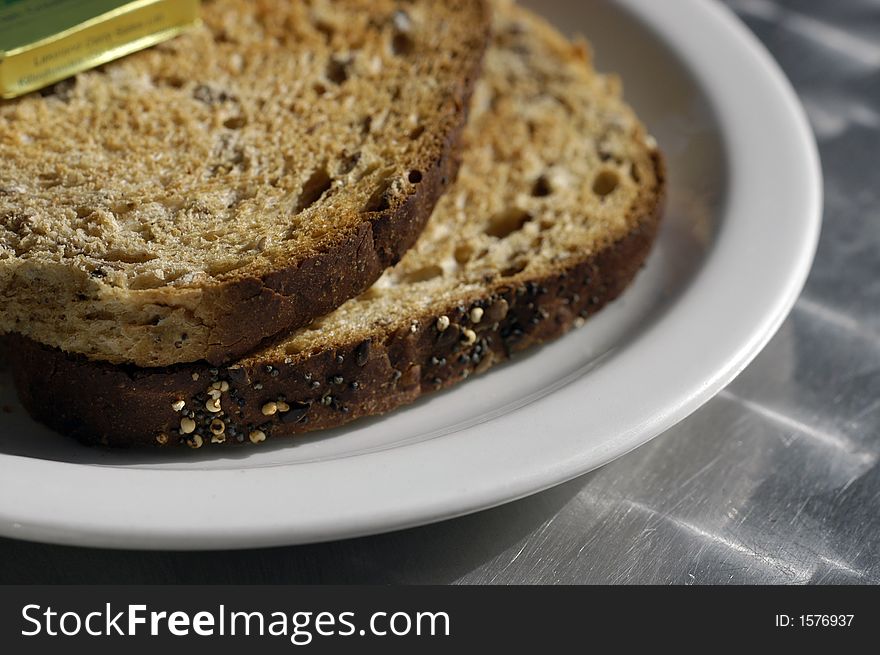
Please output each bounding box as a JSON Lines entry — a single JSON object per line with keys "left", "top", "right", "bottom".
{"left": 0, "top": 0, "right": 201, "bottom": 99}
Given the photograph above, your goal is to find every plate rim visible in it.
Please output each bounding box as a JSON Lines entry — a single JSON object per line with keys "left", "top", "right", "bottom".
{"left": 0, "top": 0, "right": 823, "bottom": 550}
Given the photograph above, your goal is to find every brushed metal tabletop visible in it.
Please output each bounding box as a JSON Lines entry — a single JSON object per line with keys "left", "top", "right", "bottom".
{"left": 1, "top": 0, "right": 878, "bottom": 585}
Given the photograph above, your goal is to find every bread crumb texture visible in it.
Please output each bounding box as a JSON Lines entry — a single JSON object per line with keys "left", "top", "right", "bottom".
{"left": 0, "top": 0, "right": 489, "bottom": 366}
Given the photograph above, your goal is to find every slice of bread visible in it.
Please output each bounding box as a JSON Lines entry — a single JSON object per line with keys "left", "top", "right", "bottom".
{"left": 8, "top": 1, "right": 666, "bottom": 448}
{"left": 0, "top": 0, "right": 490, "bottom": 367}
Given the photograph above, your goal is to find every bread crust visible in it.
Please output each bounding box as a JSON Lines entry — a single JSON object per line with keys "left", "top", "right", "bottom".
{"left": 7, "top": 152, "right": 664, "bottom": 448}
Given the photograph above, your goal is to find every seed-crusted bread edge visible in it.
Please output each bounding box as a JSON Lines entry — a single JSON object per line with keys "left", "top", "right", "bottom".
{"left": 7, "top": 150, "right": 665, "bottom": 448}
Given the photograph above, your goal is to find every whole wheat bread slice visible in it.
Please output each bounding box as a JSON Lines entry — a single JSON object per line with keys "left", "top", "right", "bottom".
{"left": 0, "top": 0, "right": 489, "bottom": 367}
{"left": 8, "top": 1, "right": 665, "bottom": 448}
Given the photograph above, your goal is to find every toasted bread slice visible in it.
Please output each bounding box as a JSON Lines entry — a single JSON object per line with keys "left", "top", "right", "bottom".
{"left": 0, "top": 0, "right": 490, "bottom": 366}
{"left": 8, "top": 2, "right": 665, "bottom": 448}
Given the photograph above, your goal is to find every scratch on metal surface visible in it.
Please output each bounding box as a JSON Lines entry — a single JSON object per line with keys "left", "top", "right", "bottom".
{"left": 537, "top": 514, "right": 558, "bottom": 537}
{"left": 850, "top": 396, "right": 880, "bottom": 423}
{"left": 728, "top": 0, "right": 880, "bottom": 66}
{"left": 718, "top": 389, "right": 876, "bottom": 465}
{"left": 676, "top": 453, "right": 726, "bottom": 490}
{"left": 801, "top": 92, "right": 880, "bottom": 140}
{"left": 816, "top": 554, "right": 867, "bottom": 580}
{"left": 625, "top": 499, "right": 874, "bottom": 583}
{"left": 789, "top": 498, "right": 812, "bottom": 525}
{"left": 508, "top": 541, "right": 529, "bottom": 566}
{"left": 487, "top": 513, "right": 560, "bottom": 583}
{"left": 839, "top": 474, "right": 862, "bottom": 495}
{"left": 625, "top": 500, "right": 811, "bottom": 581}
{"left": 789, "top": 538, "right": 870, "bottom": 581}
{"left": 784, "top": 12, "right": 880, "bottom": 67}
{"left": 796, "top": 296, "right": 880, "bottom": 345}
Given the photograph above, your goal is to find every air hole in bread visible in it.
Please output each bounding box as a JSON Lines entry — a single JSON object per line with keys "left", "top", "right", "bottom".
{"left": 539, "top": 219, "right": 554, "bottom": 231}
{"left": 485, "top": 208, "right": 533, "bottom": 239}
{"left": 408, "top": 170, "right": 423, "bottom": 184}
{"left": 337, "top": 152, "right": 361, "bottom": 175}
{"left": 454, "top": 243, "right": 474, "bottom": 265}
{"left": 409, "top": 125, "right": 425, "bottom": 140}
{"left": 193, "top": 84, "right": 231, "bottom": 106}
{"left": 207, "top": 259, "right": 247, "bottom": 276}
{"left": 401, "top": 265, "right": 443, "bottom": 284}
{"left": 110, "top": 201, "right": 136, "bottom": 216}
{"left": 2, "top": 212, "right": 28, "bottom": 239}
{"left": 295, "top": 167, "right": 333, "bottom": 213}
{"left": 630, "top": 163, "right": 642, "bottom": 184}
{"left": 598, "top": 149, "right": 620, "bottom": 163}
{"left": 102, "top": 250, "right": 159, "bottom": 265}
{"left": 315, "top": 20, "right": 335, "bottom": 43}
{"left": 309, "top": 228, "right": 328, "bottom": 241}
{"left": 223, "top": 116, "right": 247, "bottom": 130}
{"left": 500, "top": 261, "right": 528, "bottom": 277}
{"left": 592, "top": 170, "right": 620, "bottom": 197}
{"left": 531, "top": 175, "right": 553, "bottom": 197}
{"left": 215, "top": 30, "right": 237, "bottom": 45}
{"left": 313, "top": 82, "right": 327, "bottom": 96}
{"left": 38, "top": 173, "right": 61, "bottom": 189}
{"left": 326, "top": 57, "right": 350, "bottom": 85}
{"left": 391, "top": 32, "right": 415, "bottom": 56}
{"left": 130, "top": 274, "right": 166, "bottom": 290}
{"left": 157, "top": 75, "right": 186, "bottom": 89}
{"left": 363, "top": 175, "right": 395, "bottom": 213}
{"left": 84, "top": 310, "right": 116, "bottom": 321}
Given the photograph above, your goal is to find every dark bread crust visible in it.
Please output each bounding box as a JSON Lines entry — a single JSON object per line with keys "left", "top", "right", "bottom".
{"left": 8, "top": 152, "right": 665, "bottom": 448}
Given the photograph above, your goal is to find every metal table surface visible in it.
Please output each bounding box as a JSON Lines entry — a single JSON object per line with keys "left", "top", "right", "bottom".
{"left": 1, "top": 0, "right": 878, "bottom": 585}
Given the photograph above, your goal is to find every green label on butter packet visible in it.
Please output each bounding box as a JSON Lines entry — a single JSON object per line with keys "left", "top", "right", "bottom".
{"left": 0, "top": 0, "right": 140, "bottom": 52}
{"left": 0, "top": 0, "right": 200, "bottom": 99}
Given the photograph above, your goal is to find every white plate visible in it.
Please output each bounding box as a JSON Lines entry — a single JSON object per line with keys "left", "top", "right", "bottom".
{"left": 0, "top": 0, "right": 821, "bottom": 550}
